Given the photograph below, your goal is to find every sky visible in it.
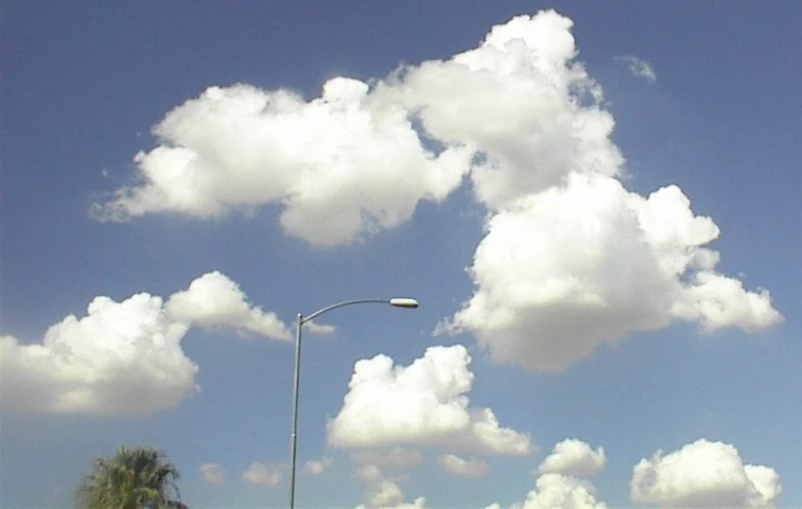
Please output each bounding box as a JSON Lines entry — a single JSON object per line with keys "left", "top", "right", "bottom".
{"left": 1, "top": 1, "right": 800, "bottom": 508}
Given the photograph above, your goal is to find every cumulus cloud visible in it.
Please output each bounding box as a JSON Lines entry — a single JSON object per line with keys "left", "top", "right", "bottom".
{"left": 630, "top": 439, "right": 782, "bottom": 508}
{"left": 487, "top": 473, "right": 607, "bottom": 509}
{"left": 0, "top": 271, "right": 292, "bottom": 415}
{"left": 327, "top": 345, "right": 533, "bottom": 455}
{"left": 394, "top": 11, "right": 622, "bottom": 209}
{"left": 538, "top": 439, "right": 606, "bottom": 477}
{"left": 353, "top": 464, "right": 425, "bottom": 509}
{"left": 303, "top": 456, "right": 334, "bottom": 475}
{"left": 91, "top": 10, "right": 622, "bottom": 244}
{"left": 199, "top": 463, "right": 225, "bottom": 485}
{"left": 438, "top": 454, "right": 489, "bottom": 478}
{"left": 442, "top": 173, "right": 782, "bottom": 371}
{"left": 351, "top": 447, "right": 424, "bottom": 470}
{"left": 90, "top": 9, "right": 780, "bottom": 371}
{"left": 91, "top": 78, "right": 472, "bottom": 247}
{"left": 0, "top": 295, "right": 197, "bottom": 415}
{"left": 616, "top": 55, "right": 658, "bottom": 82}
{"left": 166, "top": 271, "right": 291, "bottom": 340}
{"left": 242, "top": 462, "right": 284, "bottom": 488}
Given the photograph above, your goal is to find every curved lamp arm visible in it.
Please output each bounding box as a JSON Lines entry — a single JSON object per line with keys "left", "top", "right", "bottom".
{"left": 301, "top": 297, "right": 419, "bottom": 324}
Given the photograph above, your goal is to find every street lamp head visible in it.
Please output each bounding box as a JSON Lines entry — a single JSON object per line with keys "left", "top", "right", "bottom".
{"left": 389, "top": 297, "right": 419, "bottom": 309}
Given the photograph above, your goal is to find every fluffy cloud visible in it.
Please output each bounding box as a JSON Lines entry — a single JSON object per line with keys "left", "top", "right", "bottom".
{"left": 395, "top": 11, "right": 622, "bottom": 209}
{"left": 199, "top": 463, "right": 225, "bottom": 485}
{"left": 0, "top": 271, "right": 292, "bottom": 415}
{"left": 630, "top": 439, "right": 782, "bottom": 508}
{"left": 438, "top": 454, "right": 489, "bottom": 478}
{"left": 242, "top": 462, "right": 283, "bottom": 487}
{"left": 303, "top": 456, "right": 334, "bottom": 475}
{"left": 91, "top": 78, "right": 472, "bottom": 247}
{"left": 165, "top": 271, "right": 291, "bottom": 340}
{"left": 353, "top": 464, "right": 425, "bottom": 509}
{"left": 351, "top": 447, "right": 424, "bottom": 470}
{"left": 0, "top": 295, "right": 196, "bottom": 415}
{"left": 538, "top": 439, "right": 606, "bottom": 477}
{"left": 615, "top": 55, "right": 658, "bottom": 82}
{"left": 327, "top": 345, "right": 533, "bottom": 455}
{"left": 91, "top": 10, "right": 621, "bottom": 244}
{"left": 90, "top": 9, "right": 780, "bottom": 370}
{"left": 487, "top": 473, "right": 607, "bottom": 509}
{"left": 442, "top": 173, "right": 782, "bottom": 371}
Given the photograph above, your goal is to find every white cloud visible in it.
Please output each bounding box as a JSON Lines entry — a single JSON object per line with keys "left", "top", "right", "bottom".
{"left": 87, "top": 9, "right": 780, "bottom": 375}
{"left": 199, "top": 463, "right": 225, "bottom": 485}
{"left": 0, "top": 271, "right": 292, "bottom": 415}
{"left": 91, "top": 10, "right": 622, "bottom": 243}
{"left": 0, "top": 295, "right": 197, "bottom": 415}
{"left": 355, "top": 495, "right": 426, "bottom": 509}
{"left": 538, "top": 439, "right": 606, "bottom": 476}
{"left": 303, "top": 456, "right": 334, "bottom": 475}
{"left": 438, "top": 454, "right": 489, "bottom": 478}
{"left": 395, "top": 11, "right": 623, "bottom": 210}
{"left": 91, "top": 78, "right": 472, "bottom": 247}
{"left": 353, "top": 464, "right": 425, "bottom": 509}
{"left": 351, "top": 447, "right": 424, "bottom": 470}
{"left": 488, "top": 473, "right": 608, "bottom": 509}
{"left": 630, "top": 439, "right": 782, "bottom": 508}
{"left": 166, "top": 271, "right": 291, "bottom": 340}
{"left": 242, "top": 462, "right": 283, "bottom": 488}
{"left": 327, "top": 345, "right": 533, "bottom": 455}
{"left": 442, "top": 173, "right": 782, "bottom": 372}
{"left": 616, "top": 55, "right": 658, "bottom": 82}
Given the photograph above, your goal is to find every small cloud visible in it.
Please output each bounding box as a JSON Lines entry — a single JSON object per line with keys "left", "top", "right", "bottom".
{"left": 304, "top": 320, "right": 336, "bottom": 335}
{"left": 303, "top": 456, "right": 334, "bottom": 475}
{"left": 538, "top": 439, "right": 606, "bottom": 476}
{"left": 242, "top": 462, "right": 284, "bottom": 487}
{"left": 616, "top": 55, "right": 658, "bottom": 82}
{"left": 438, "top": 454, "right": 489, "bottom": 478}
{"left": 199, "top": 463, "right": 225, "bottom": 485}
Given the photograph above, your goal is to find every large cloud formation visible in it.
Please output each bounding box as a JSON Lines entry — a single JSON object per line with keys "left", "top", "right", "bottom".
{"left": 328, "top": 345, "right": 532, "bottom": 456}
{"left": 630, "top": 439, "right": 782, "bottom": 508}
{"left": 442, "top": 174, "right": 782, "bottom": 371}
{"left": 91, "top": 78, "right": 472, "bottom": 247}
{"left": 92, "top": 10, "right": 781, "bottom": 371}
{"left": 0, "top": 271, "right": 299, "bottom": 415}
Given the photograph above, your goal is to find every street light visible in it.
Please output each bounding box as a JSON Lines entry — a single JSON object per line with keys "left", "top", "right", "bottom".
{"left": 288, "top": 297, "right": 419, "bottom": 509}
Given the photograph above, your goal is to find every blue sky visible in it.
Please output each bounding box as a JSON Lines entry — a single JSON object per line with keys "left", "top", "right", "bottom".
{"left": 1, "top": 1, "right": 800, "bottom": 508}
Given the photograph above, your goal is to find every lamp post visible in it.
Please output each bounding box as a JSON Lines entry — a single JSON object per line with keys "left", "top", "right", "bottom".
{"left": 288, "top": 297, "right": 419, "bottom": 509}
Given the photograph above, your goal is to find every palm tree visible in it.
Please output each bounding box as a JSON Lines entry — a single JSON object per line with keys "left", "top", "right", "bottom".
{"left": 76, "top": 446, "right": 187, "bottom": 509}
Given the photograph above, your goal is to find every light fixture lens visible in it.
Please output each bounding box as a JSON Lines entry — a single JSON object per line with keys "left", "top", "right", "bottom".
{"left": 389, "top": 297, "right": 419, "bottom": 309}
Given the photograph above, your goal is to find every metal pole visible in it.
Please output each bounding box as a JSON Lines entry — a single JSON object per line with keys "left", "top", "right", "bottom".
{"left": 289, "top": 313, "right": 302, "bottom": 509}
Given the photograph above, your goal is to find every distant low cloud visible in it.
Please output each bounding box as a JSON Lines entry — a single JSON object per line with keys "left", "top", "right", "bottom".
{"left": 327, "top": 345, "right": 533, "bottom": 456}
{"left": 486, "top": 473, "right": 608, "bottom": 509}
{"left": 538, "top": 439, "right": 606, "bottom": 477}
{"left": 303, "top": 456, "right": 334, "bottom": 476}
{"left": 438, "top": 454, "right": 489, "bottom": 478}
{"left": 242, "top": 462, "right": 284, "bottom": 488}
{"left": 0, "top": 271, "right": 306, "bottom": 416}
{"left": 353, "top": 464, "right": 425, "bottom": 509}
{"left": 616, "top": 55, "right": 658, "bottom": 82}
{"left": 631, "top": 439, "right": 782, "bottom": 508}
{"left": 199, "top": 463, "right": 225, "bottom": 485}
